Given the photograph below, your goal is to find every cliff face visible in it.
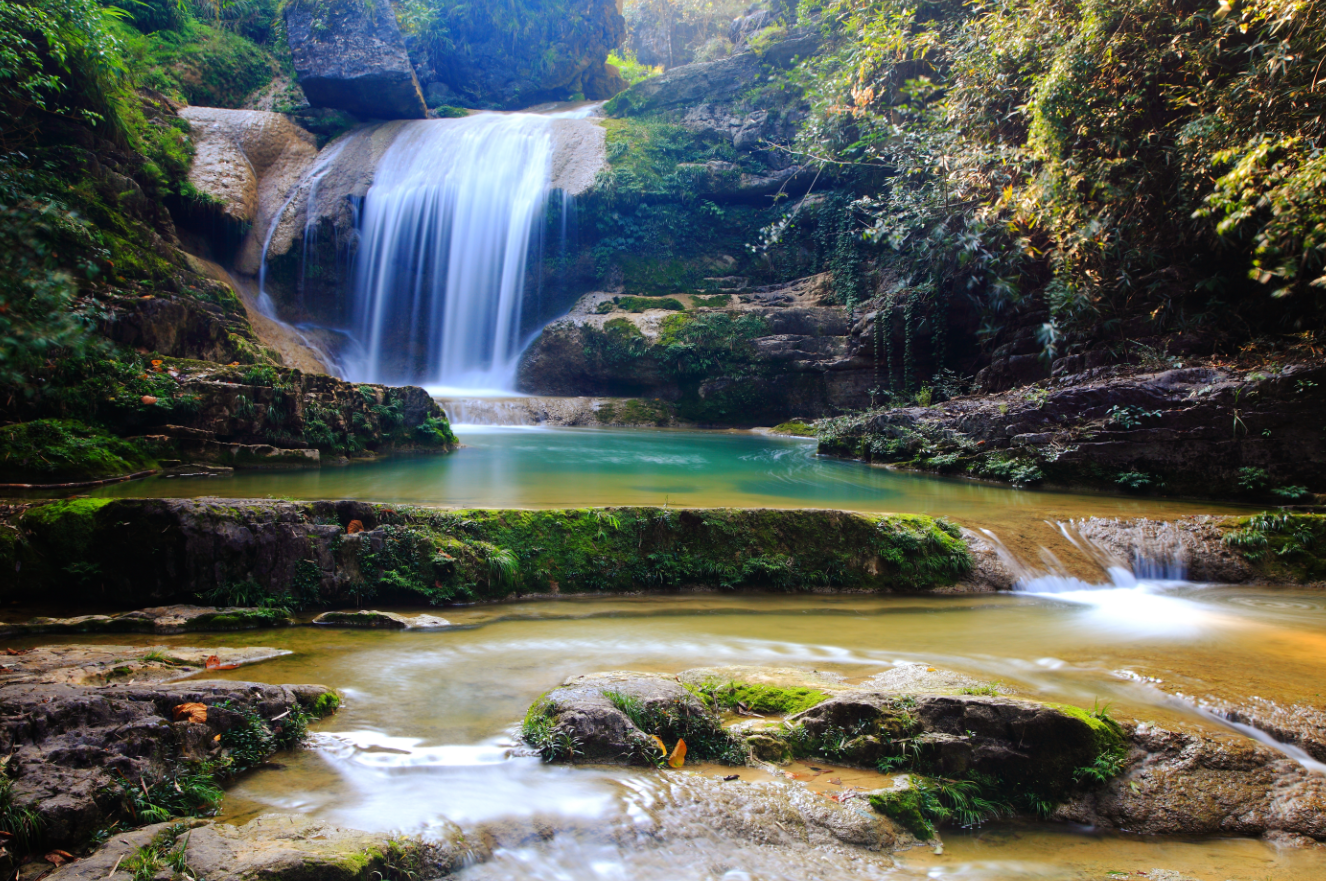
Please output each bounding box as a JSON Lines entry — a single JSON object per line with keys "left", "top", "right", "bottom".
{"left": 407, "top": 0, "right": 628, "bottom": 109}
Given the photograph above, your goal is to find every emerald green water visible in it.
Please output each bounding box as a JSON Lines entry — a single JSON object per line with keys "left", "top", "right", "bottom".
{"left": 87, "top": 427, "right": 1241, "bottom": 534}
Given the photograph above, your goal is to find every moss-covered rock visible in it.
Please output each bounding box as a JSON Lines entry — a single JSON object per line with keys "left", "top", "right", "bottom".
{"left": 0, "top": 500, "right": 973, "bottom": 608}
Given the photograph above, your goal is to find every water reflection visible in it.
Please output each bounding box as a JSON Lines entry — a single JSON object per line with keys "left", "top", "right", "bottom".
{"left": 80, "top": 428, "right": 1245, "bottom": 534}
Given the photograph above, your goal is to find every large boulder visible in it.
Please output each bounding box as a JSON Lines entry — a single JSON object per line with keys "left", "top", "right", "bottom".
{"left": 284, "top": 0, "right": 427, "bottom": 120}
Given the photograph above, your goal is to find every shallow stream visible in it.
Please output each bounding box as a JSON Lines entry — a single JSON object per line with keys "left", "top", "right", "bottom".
{"left": 29, "top": 584, "right": 1326, "bottom": 879}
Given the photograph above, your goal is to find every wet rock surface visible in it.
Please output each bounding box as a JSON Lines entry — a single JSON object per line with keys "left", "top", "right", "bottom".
{"left": 284, "top": 0, "right": 427, "bottom": 120}
{"left": 0, "top": 669, "right": 330, "bottom": 847}
{"left": 0, "top": 606, "right": 293, "bottom": 638}
{"left": 0, "top": 645, "right": 287, "bottom": 687}
{"left": 312, "top": 610, "right": 450, "bottom": 630}
{"left": 1060, "top": 722, "right": 1326, "bottom": 840}
{"left": 178, "top": 109, "right": 321, "bottom": 276}
{"left": 534, "top": 672, "right": 714, "bottom": 764}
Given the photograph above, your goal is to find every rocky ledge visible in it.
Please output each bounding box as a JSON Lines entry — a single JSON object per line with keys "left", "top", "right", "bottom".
{"left": 0, "top": 643, "right": 338, "bottom": 863}
{"left": 521, "top": 666, "right": 1326, "bottom": 846}
{"left": 0, "top": 606, "right": 293, "bottom": 638}
{"left": 0, "top": 500, "right": 976, "bottom": 607}
{"left": 818, "top": 361, "right": 1326, "bottom": 500}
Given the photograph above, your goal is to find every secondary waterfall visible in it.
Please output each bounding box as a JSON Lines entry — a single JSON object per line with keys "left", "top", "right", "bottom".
{"left": 346, "top": 113, "right": 556, "bottom": 392}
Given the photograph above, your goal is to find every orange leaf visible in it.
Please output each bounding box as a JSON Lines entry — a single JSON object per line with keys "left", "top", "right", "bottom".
{"left": 173, "top": 703, "right": 207, "bottom": 724}
{"left": 205, "top": 655, "right": 221, "bottom": 669}
{"left": 648, "top": 734, "right": 666, "bottom": 756}
{"left": 667, "top": 739, "right": 687, "bottom": 769}
{"left": 346, "top": 520, "right": 365, "bottom": 534}
{"left": 141, "top": 395, "right": 158, "bottom": 405}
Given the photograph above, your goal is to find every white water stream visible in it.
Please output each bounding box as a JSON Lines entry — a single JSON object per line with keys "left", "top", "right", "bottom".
{"left": 344, "top": 113, "right": 560, "bottom": 392}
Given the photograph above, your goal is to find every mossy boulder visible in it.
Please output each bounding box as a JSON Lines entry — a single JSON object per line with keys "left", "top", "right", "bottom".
{"left": 312, "top": 610, "right": 450, "bottom": 630}
{"left": 522, "top": 672, "right": 745, "bottom": 765}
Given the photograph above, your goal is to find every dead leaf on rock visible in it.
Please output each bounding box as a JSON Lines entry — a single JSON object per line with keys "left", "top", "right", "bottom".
{"left": 648, "top": 734, "right": 666, "bottom": 757}
{"left": 45, "top": 850, "right": 75, "bottom": 867}
{"left": 5, "top": 648, "right": 32, "bottom": 656}
{"left": 668, "top": 739, "right": 687, "bottom": 769}
{"left": 173, "top": 703, "right": 207, "bottom": 724}
{"left": 347, "top": 520, "right": 365, "bottom": 534}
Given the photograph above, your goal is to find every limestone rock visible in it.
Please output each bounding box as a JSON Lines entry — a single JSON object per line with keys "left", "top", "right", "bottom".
{"left": 179, "top": 108, "right": 321, "bottom": 276}
{"left": 284, "top": 0, "right": 426, "bottom": 120}
{"left": 0, "top": 605, "right": 293, "bottom": 638}
{"left": 0, "top": 644, "right": 288, "bottom": 687}
{"left": 1059, "top": 723, "right": 1326, "bottom": 840}
{"left": 313, "top": 610, "right": 451, "bottom": 630}
{"left": 0, "top": 680, "right": 332, "bottom": 847}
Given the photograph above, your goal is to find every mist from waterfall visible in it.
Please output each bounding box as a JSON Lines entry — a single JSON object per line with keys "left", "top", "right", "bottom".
{"left": 345, "top": 113, "right": 558, "bottom": 393}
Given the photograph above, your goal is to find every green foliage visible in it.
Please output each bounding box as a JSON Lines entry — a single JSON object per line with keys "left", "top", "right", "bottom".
{"left": 607, "top": 49, "right": 661, "bottom": 86}
{"left": 786, "top": 0, "right": 1326, "bottom": 354}
{"left": 1221, "top": 512, "right": 1324, "bottom": 579}
{"left": 112, "top": 14, "right": 279, "bottom": 107}
{"left": 521, "top": 697, "right": 582, "bottom": 762}
{"left": 116, "top": 765, "right": 223, "bottom": 824}
{"left": 0, "top": 419, "right": 155, "bottom": 484}
{"left": 1115, "top": 471, "right": 1159, "bottom": 493}
{"left": 0, "top": 775, "right": 44, "bottom": 853}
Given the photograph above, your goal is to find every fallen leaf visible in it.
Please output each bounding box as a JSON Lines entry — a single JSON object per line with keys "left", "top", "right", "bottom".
{"left": 173, "top": 703, "right": 207, "bottom": 724}
{"left": 141, "top": 396, "right": 158, "bottom": 406}
{"left": 346, "top": 520, "right": 365, "bottom": 534}
{"left": 647, "top": 734, "right": 666, "bottom": 756}
{"left": 782, "top": 770, "right": 799, "bottom": 779}
{"left": 667, "top": 739, "right": 687, "bottom": 769}
{"left": 213, "top": 734, "right": 222, "bottom": 742}
{"left": 205, "top": 655, "right": 221, "bottom": 669}
{"left": 5, "top": 648, "right": 32, "bottom": 656}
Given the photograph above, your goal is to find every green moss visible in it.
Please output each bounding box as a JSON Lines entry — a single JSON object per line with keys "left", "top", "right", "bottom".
{"left": 868, "top": 788, "right": 934, "bottom": 839}
{"left": 114, "top": 17, "right": 279, "bottom": 108}
{"left": 613, "top": 295, "right": 685, "bottom": 312}
{"left": 0, "top": 420, "right": 156, "bottom": 484}
{"left": 691, "top": 294, "right": 733, "bottom": 308}
{"left": 311, "top": 692, "right": 341, "bottom": 718}
{"left": 771, "top": 421, "right": 816, "bottom": 437}
{"left": 698, "top": 681, "right": 830, "bottom": 715}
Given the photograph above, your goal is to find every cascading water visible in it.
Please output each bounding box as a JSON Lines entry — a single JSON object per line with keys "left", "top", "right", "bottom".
{"left": 345, "top": 113, "right": 558, "bottom": 392}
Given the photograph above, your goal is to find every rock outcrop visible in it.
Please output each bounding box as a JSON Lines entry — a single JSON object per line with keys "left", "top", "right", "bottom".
{"left": 283, "top": 0, "right": 427, "bottom": 120}
{"left": 818, "top": 361, "right": 1326, "bottom": 498}
{"left": 0, "top": 674, "right": 332, "bottom": 847}
{"left": 179, "top": 108, "right": 321, "bottom": 276}
{"left": 0, "top": 605, "right": 292, "bottom": 637}
{"left": 312, "top": 610, "right": 451, "bottom": 630}
{"left": 1060, "top": 722, "right": 1326, "bottom": 840}
{"left": 606, "top": 33, "right": 819, "bottom": 117}
{"left": 0, "top": 502, "right": 974, "bottom": 608}
{"left": 517, "top": 279, "right": 878, "bottom": 422}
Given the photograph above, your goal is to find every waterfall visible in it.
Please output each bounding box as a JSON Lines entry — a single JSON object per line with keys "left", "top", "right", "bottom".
{"left": 346, "top": 113, "right": 558, "bottom": 392}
